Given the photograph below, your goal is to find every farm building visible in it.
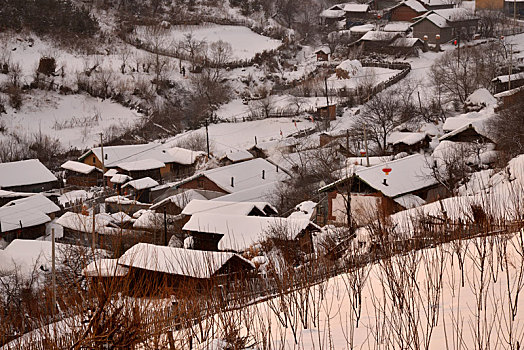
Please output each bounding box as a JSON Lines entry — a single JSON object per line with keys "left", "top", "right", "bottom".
{"left": 61, "top": 160, "right": 103, "bottom": 187}
{"left": 317, "top": 154, "right": 443, "bottom": 225}
{"left": 387, "top": 132, "right": 432, "bottom": 153}
{"left": 0, "top": 159, "right": 58, "bottom": 193}
{"left": 183, "top": 213, "right": 319, "bottom": 254}
{"left": 411, "top": 8, "right": 479, "bottom": 44}
{"left": 219, "top": 149, "right": 254, "bottom": 166}
{"left": 314, "top": 47, "right": 331, "bottom": 61}
{"left": 117, "top": 243, "right": 255, "bottom": 296}
{"left": 491, "top": 72, "right": 524, "bottom": 94}
{"left": 122, "top": 177, "right": 159, "bottom": 203}
{"left": 79, "top": 144, "right": 205, "bottom": 182}
{"left": 150, "top": 189, "right": 224, "bottom": 215}
{"left": 416, "top": 0, "right": 455, "bottom": 10}
{"left": 0, "top": 204, "right": 51, "bottom": 243}
{"left": 389, "top": 0, "right": 427, "bottom": 21}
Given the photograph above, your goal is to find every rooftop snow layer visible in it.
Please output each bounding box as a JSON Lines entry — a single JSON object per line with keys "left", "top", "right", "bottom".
{"left": 82, "top": 258, "right": 129, "bottom": 277}
{"left": 110, "top": 174, "right": 131, "bottom": 184}
{"left": 343, "top": 3, "right": 370, "bottom": 12}
{"left": 492, "top": 71, "right": 524, "bottom": 83}
{"left": 122, "top": 177, "right": 159, "bottom": 190}
{"left": 393, "top": 0, "right": 427, "bottom": 12}
{"left": 0, "top": 205, "right": 50, "bottom": 233}
{"left": 465, "top": 88, "right": 497, "bottom": 106}
{"left": 61, "top": 161, "right": 100, "bottom": 175}
{"left": 117, "top": 159, "right": 165, "bottom": 171}
{"left": 182, "top": 199, "right": 276, "bottom": 216}
{"left": 181, "top": 158, "right": 288, "bottom": 194}
{"left": 360, "top": 31, "right": 399, "bottom": 41}
{"left": 221, "top": 149, "right": 254, "bottom": 163}
{"left": 388, "top": 132, "right": 428, "bottom": 145}
{"left": 118, "top": 243, "right": 254, "bottom": 278}
{"left": 2, "top": 194, "right": 60, "bottom": 215}
{"left": 183, "top": 213, "right": 318, "bottom": 251}
{"left": 0, "top": 159, "right": 57, "bottom": 189}
{"left": 150, "top": 189, "right": 210, "bottom": 211}
{"left": 383, "top": 22, "right": 412, "bottom": 32}
{"left": 321, "top": 9, "right": 346, "bottom": 17}
{"left": 393, "top": 193, "right": 426, "bottom": 209}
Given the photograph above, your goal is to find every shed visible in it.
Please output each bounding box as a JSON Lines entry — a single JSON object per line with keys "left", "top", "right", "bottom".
{"left": 0, "top": 159, "right": 58, "bottom": 193}
{"left": 117, "top": 243, "right": 255, "bottom": 295}
{"left": 314, "top": 47, "right": 331, "bottom": 61}
{"left": 61, "top": 160, "right": 103, "bottom": 187}
{"left": 122, "top": 177, "right": 160, "bottom": 203}
{"left": 389, "top": 0, "right": 427, "bottom": 21}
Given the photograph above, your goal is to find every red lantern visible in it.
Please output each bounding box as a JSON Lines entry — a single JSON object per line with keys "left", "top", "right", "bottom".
{"left": 453, "top": 39, "right": 457, "bottom": 46}
{"left": 377, "top": 14, "right": 381, "bottom": 20}
{"left": 382, "top": 167, "right": 392, "bottom": 175}
{"left": 359, "top": 149, "right": 366, "bottom": 156}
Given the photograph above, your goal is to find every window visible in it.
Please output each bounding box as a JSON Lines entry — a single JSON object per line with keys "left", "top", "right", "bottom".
{"left": 92, "top": 156, "right": 96, "bottom": 164}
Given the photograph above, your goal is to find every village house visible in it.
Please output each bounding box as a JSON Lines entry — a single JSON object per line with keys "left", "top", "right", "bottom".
{"left": 116, "top": 243, "right": 255, "bottom": 296}
{"left": 116, "top": 159, "right": 165, "bottom": 183}
{"left": 82, "top": 258, "right": 130, "bottom": 289}
{"left": 218, "top": 149, "right": 254, "bottom": 166}
{"left": 109, "top": 174, "right": 132, "bottom": 194}
{"left": 173, "top": 158, "right": 289, "bottom": 205}
{"left": 122, "top": 177, "right": 159, "bottom": 203}
{"left": 494, "top": 85, "right": 524, "bottom": 108}
{"left": 475, "top": 0, "right": 503, "bottom": 9}
{"left": 411, "top": 8, "right": 479, "bottom": 44}
{"left": 314, "top": 47, "right": 331, "bottom": 61}
{"left": 504, "top": 0, "right": 524, "bottom": 15}
{"left": 387, "top": 131, "right": 432, "bottom": 153}
{"left": 56, "top": 211, "right": 148, "bottom": 252}
{"left": 78, "top": 144, "right": 205, "bottom": 182}
{"left": 317, "top": 154, "right": 443, "bottom": 225}
{"left": 388, "top": 0, "right": 427, "bottom": 21}
{"left": 320, "top": 5, "right": 347, "bottom": 25}
{"left": 61, "top": 160, "right": 103, "bottom": 187}
{"left": 0, "top": 159, "right": 58, "bottom": 193}
{"left": 491, "top": 72, "right": 524, "bottom": 94}
{"left": 352, "top": 31, "right": 402, "bottom": 52}
{"left": 183, "top": 213, "right": 319, "bottom": 255}
{"left": 2, "top": 194, "right": 60, "bottom": 219}
{"left": 439, "top": 123, "right": 494, "bottom": 143}
{"left": 343, "top": 3, "right": 372, "bottom": 21}
{"left": 0, "top": 201, "right": 54, "bottom": 242}
{"left": 0, "top": 190, "right": 34, "bottom": 207}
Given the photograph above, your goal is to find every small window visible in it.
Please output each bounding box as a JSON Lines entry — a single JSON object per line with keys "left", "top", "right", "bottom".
{"left": 92, "top": 156, "right": 96, "bottom": 164}
{"left": 197, "top": 179, "right": 204, "bottom": 189}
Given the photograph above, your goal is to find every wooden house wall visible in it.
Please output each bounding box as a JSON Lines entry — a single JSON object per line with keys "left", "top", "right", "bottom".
{"left": 3, "top": 181, "right": 58, "bottom": 193}
{"left": 0, "top": 224, "right": 47, "bottom": 243}
{"left": 390, "top": 5, "right": 424, "bottom": 21}
{"left": 412, "top": 19, "right": 453, "bottom": 43}
{"left": 65, "top": 172, "right": 102, "bottom": 187}
{"left": 178, "top": 175, "right": 229, "bottom": 194}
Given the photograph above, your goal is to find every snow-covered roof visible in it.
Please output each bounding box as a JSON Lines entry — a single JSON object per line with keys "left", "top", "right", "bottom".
{"left": 110, "top": 211, "right": 135, "bottom": 223}
{"left": 105, "top": 195, "right": 145, "bottom": 205}
{"left": 0, "top": 190, "right": 34, "bottom": 199}
{"left": 211, "top": 181, "right": 280, "bottom": 204}
{"left": 2, "top": 194, "right": 60, "bottom": 215}
{"left": 393, "top": 193, "right": 426, "bottom": 209}
{"left": 494, "top": 85, "right": 524, "bottom": 98}
{"left": 221, "top": 149, "right": 254, "bottom": 163}
{"left": 79, "top": 143, "right": 201, "bottom": 168}
{"left": 164, "top": 147, "right": 205, "bottom": 165}
{"left": 150, "top": 189, "right": 210, "bottom": 211}
{"left": 104, "top": 169, "right": 119, "bottom": 177}
{"left": 117, "top": 159, "right": 165, "bottom": 171}
{"left": 383, "top": 22, "right": 412, "bottom": 32}
{"left": 182, "top": 199, "right": 277, "bottom": 216}
{"left": 132, "top": 210, "right": 181, "bottom": 229}
{"left": 354, "top": 154, "right": 437, "bottom": 197}
{"left": 492, "top": 72, "right": 524, "bottom": 83}
{"left": 181, "top": 158, "right": 288, "bottom": 195}
{"left": 343, "top": 3, "right": 370, "bottom": 12}
{"left": 350, "top": 24, "right": 375, "bottom": 33}
{"left": 388, "top": 132, "right": 428, "bottom": 145}
{"left": 442, "top": 107, "right": 493, "bottom": 134}
{"left": 417, "top": 0, "right": 450, "bottom": 6}
{"left": 432, "top": 8, "right": 477, "bottom": 21}
{"left": 320, "top": 154, "right": 438, "bottom": 198}
{"left": 360, "top": 31, "right": 399, "bottom": 42}
{"left": 389, "top": 37, "right": 423, "bottom": 47}
{"left": 439, "top": 123, "right": 491, "bottom": 142}
{"left": 118, "top": 243, "right": 254, "bottom": 278}
{"left": 61, "top": 160, "right": 101, "bottom": 174}
{"left": 392, "top": 0, "right": 427, "bottom": 13}
{"left": 0, "top": 159, "right": 57, "bottom": 189}
{"left": 419, "top": 13, "right": 450, "bottom": 27}
{"left": 56, "top": 212, "right": 115, "bottom": 234}
{"left": 122, "top": 177, "right": 159, "bottom": 190}
{"left": 110, "top": 174, "right": 131, "bottom": 184}
{"left": 288, "top": 201, "right": 317, "bottom": 219}
{"left": 82, "top": 259, "right": 129, "bottom": 277}
{"left": 183, "top": 214, "right": 318, "bottom": 251}
{"left": 321, "top": 9, "right": 346, "bottom": 18}
{"left": 0, "top": 205, "right": 50, "bottom": 233}
{"left": 315, "top": 47, "right": 331, "bottom": 54}
{"left": 336, "top": 59, "right": 362, "bottom": 75}
{"left": 465, "top": 88, "right": 497, "bottom": 106}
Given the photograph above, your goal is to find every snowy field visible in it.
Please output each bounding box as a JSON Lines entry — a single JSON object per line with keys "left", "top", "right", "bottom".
{"left": 0, "top": 90, "right": 142, "bottom": 149}
{"left": 135, "top": 24, "right": 282, "bottom": 61}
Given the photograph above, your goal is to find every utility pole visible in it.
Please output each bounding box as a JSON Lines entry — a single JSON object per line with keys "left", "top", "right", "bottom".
{"left": 163, "top": 207, "right": 168, "bottom": 246}
{"left": 364, "top": 127, "right": 370, "bottom": 167}
{"left": 509, "top": 44, "right": 514, "bottom": 90}
{"left": 100, "top": 133, "right": 106, "bottom": 192}
{"left": 92, "top": 205, "right": 96, "bottom": 252}
{"left": 205, "top": 119, "right": 210, "bottom": 158}
{"left": 51, "top": 228, "right": 56, "bottom": 318}
{"left": 324, "top": 77, "right": 330, "bottom": 130}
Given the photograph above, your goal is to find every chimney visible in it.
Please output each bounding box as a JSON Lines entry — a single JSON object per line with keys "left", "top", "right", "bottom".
{"left": 276, "top": 165, "right": 279, "bottom": 172}
{"left": 383, "top": 179, "right": 388, "bottom": 186}
{"left": 231, "top": 177, "right": 234, "bottom": 187}
{"left": 105, "top": 154, "right": 108, "bottom": 160}
{"left": 262, "top": 170, "right": 265, "bottom": 179}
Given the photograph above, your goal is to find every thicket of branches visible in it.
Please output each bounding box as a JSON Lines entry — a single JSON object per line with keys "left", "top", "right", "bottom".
{"left": 0, "top": 0, "right": 99, "bottom": 38}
